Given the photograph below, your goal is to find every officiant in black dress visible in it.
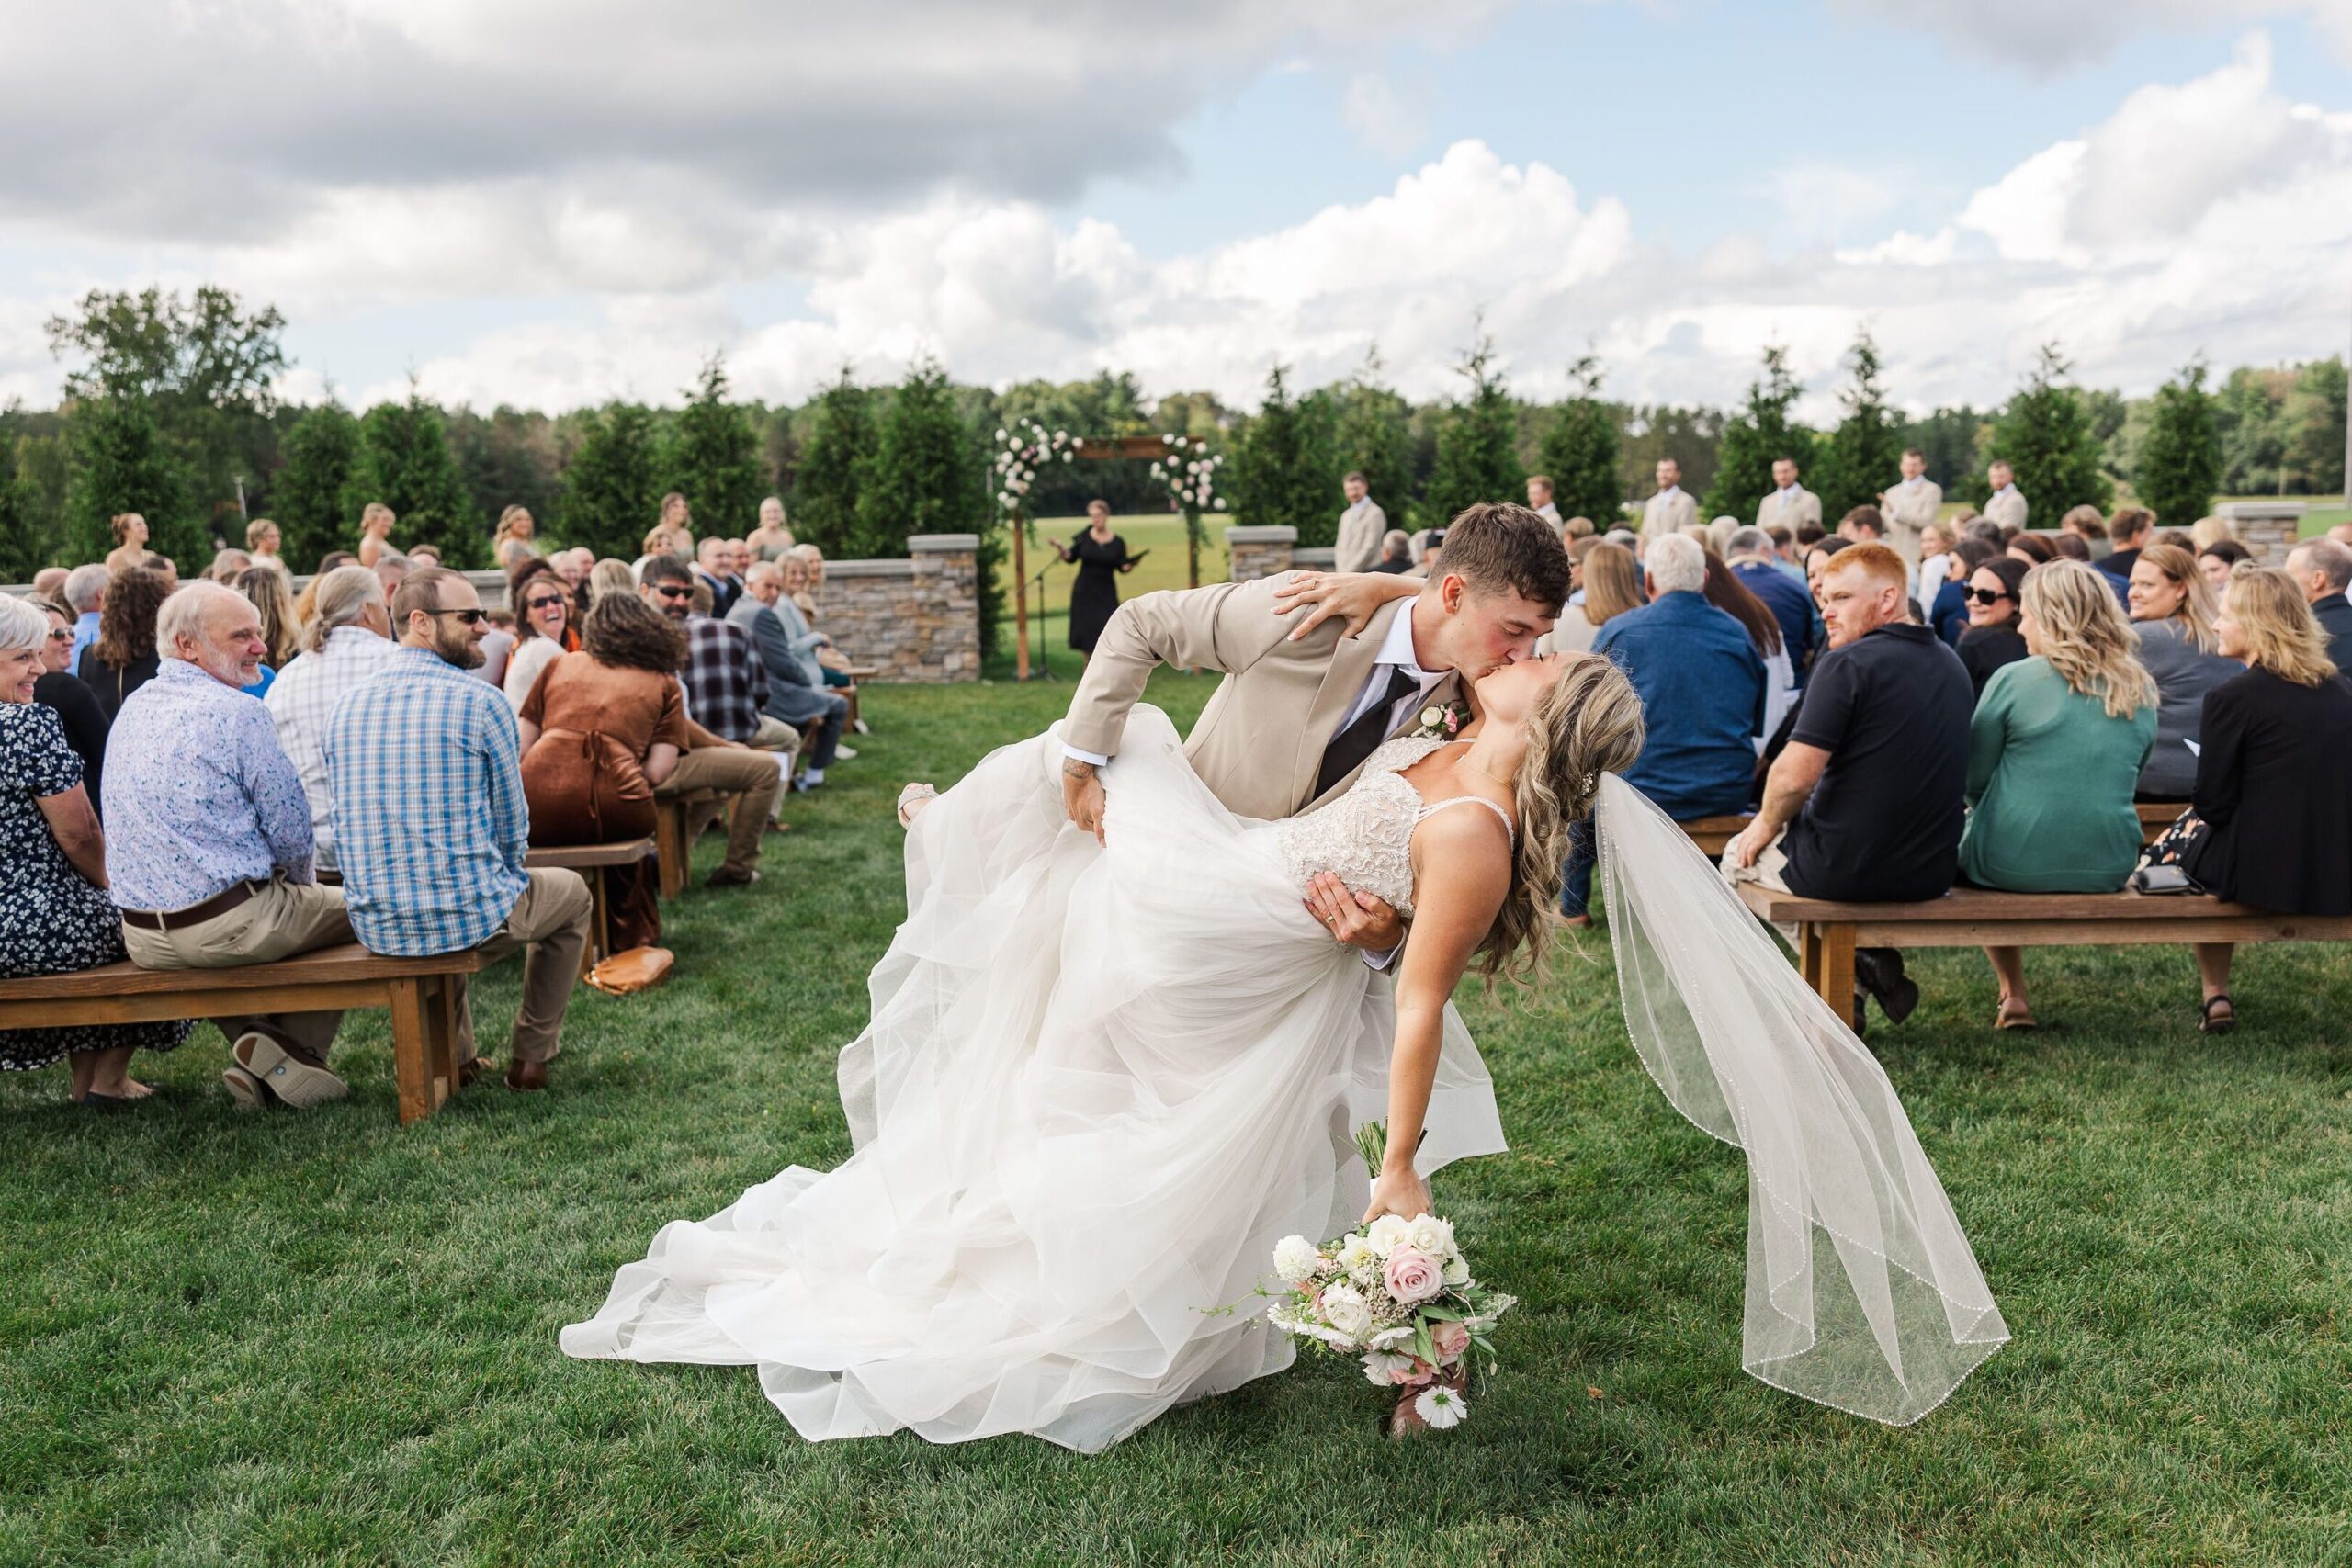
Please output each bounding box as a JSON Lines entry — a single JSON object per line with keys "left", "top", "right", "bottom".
{"left": 1048, "top": 501, "right": 1141, "bottom": 660}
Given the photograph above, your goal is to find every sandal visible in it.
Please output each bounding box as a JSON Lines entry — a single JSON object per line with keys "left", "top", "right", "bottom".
{"left": 1995, "top": 996, "right": 2037, "bottom": 1031}
{"left": 2199, "top": 994, "right": 2235, "bottom": 1034}
{"left": 896, "top": 783, "right": 937, "bottom": 829}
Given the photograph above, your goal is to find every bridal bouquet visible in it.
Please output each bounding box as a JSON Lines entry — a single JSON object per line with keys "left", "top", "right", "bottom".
{"left": 1260, "top": 1130, "right": 1514, "bottom": 1432}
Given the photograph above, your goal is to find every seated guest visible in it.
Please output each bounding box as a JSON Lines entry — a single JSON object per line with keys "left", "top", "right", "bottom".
{"left": 2197, "top": 538, "right": 2249, "bottom": 595}
{"left": 1957, "top": 557, "right": 2031, "bottom": 699}
{"left": 62, "top": 563, "right": 108, "bottom": 671}
{"left": 30, "top": 567, "right": 68, "bottom": 601}
{"left": 1803, "top": 536, "right": 1851, "bottom": 608}
{"left": 1542, "top": 536, "right": 1610, "bottom": 654}
{"left": 1727, "top": 526, "right": 1816, "bottom": 687}
{"left": 105, "top": 581, "right": 356, "bottom": 1109}
{"left": 1916, "top": 521, "right": 1954, "bottom": 607}
{"left": 503, "top": 558, "right": 579, "bottom": 711}
{"left": 2125, "top": 544, "right": 2237, "bottom": 800}
{"left": 2050, "top": 532, "right": 2092, "bottom": 563}
{"left": 2282, "top": 537, "right": 2352, "bottom": 669}
{"left": 2173, "top": 567, "right": 2352, "bottom": 1032}
{"left": 2095, "top": 507, "right": 2154, "bottom": 603}
{"left": 516, "top": 593, "right": 687, "bottom": 953}
{"left": 372, "top": 547, "right": 413, "bottom": 606}
{"left": 477, "top": 606, "right": 517, "bottom": 689}
{"left": 324, "top": 567, "right": 594, "bottom": 1091}
{"left": 264, "top": 566, "right": 396, "bottom": 873}
{"left": 1926, "top": 539, "right": 1991, "bottom": 647}
{"left": 731, "top": 561, "right": 847, "bottom": 784}
{"left": 209, "top": 547, "right": 254, "bottom": 582}
{"left": 2006, "top": 533, "right": 2055, "bottom": 567}
{"left": 1726, "top": 544, "right": 1973, "bottom": 1027}
{"left": 695, "top": 536, "right": 743, "bottom": 619}
{"left": 639, "top": 554, "right": 788, "bottom": 885}
{"left": 232, "top": 564, "right": 300, "bottom": 695}
{"left": 1566, "top": 536, "right": 1764, "bottom": 923}
{"left": 1372, "top": 529, "right": 1416, "bottom": 574}
{"left": 1700, "top": 547, "right": 1792, "bottom": 739}
{"left": 29, "top": 598, "right": 108, "bottom": 812}
{"left": 1835, "top": 506, "right": 1888, "bottom": 547}
{"left": 2058, "top": 504, "right": 2109, "bottom": 559}
{"left": 0, "top": 595, "right": 189, "bottom": 1102}
{"left": 1960, "top": 561, "right": 2159, "bottom": 1029}
{"left": 76, "top": 565, "right": 170, "bottom": 723}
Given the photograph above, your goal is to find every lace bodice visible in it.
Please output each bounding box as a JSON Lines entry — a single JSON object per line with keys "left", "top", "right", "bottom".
{"left": 1273, "top": 735, "right": 1512, "bottom": 919}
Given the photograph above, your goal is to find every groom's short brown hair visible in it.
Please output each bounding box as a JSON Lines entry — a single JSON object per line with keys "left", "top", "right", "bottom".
{"left": 1432, "top": 502, "right": 1571, "bottom": 611}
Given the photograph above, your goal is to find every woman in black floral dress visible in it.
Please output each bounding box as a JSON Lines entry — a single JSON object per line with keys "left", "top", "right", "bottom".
{"left": 0, "top": 596, "right": 187, "bottom": 1102}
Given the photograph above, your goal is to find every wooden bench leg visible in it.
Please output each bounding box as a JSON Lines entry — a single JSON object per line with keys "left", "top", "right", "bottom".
{"left": 581, "top": 866, "right": 611, "bottom": 979}
{"left": 655, "top": 801, "right": 687, "bottom": 899}
{"left": 389, "top": 977, "right": 435, "bottom": 1125}
{"left": 424, "top": 974, "right": 460, "bottom": 1105}
{"left": 1802, "top": 922, "right": 1860, "bottom": 1031}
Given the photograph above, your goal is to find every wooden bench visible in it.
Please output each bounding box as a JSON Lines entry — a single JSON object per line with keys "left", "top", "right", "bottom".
{"left": 1733, "top": 883, "right": 2352, "bottom": 1021}
{"left": 0, "top": 944, "right": 491, "bottom": 1125}
{"left": 1687, "top": 805, "right": 2187, "bottom": 860}
{"left": 652, "top": 789, "right": 723, "bottom": 898}
{"left": 524, "top": 838, "right": 655, "bottom": 973}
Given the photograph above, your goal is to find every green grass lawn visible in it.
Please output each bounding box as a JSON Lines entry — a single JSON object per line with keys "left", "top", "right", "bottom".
{"left": 6, "top": 673, "right": 2350, "bottom": 1566}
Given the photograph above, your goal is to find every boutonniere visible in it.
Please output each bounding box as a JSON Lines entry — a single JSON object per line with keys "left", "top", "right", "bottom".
{"left": 1412, "top": 700, "right": 1470, "bottom": 740}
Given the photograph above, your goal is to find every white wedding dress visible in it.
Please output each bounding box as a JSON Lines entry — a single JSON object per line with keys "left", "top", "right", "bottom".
{"left": 561, "top": 707, "right": 1509, "bottom": 1451}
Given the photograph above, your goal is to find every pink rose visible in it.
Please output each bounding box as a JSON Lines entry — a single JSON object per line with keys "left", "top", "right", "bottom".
{"left": 1385, "top": 1247, "right": 1444, "bottom": 1304}
{"left": 1432, "top": 1321, "right": 1470, "bottom": 1362}
{"left": 1396, "top": 1359, "right": 1435, "bottom": 1387}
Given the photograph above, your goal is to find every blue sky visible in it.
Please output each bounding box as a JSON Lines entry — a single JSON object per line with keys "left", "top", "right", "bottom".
{"left": 2, "top": 2, "right": 2346, "bottom": 416}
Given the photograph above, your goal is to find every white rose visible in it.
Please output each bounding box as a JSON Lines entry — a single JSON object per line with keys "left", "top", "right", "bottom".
{"left": 1365, "top": 1215, "right": 1411, "bottom": 1256}
{"left": 1362, "top": 1350, "right": 1416, "bottom": 1384}
{"left": 1413, "top": 1385, "right": 1468, "bottom": 1430}
{"left": 1406, "top": 1215, "right": 1455, "bottom": 1258}
{"left": 1335, "top": 1234, "right": 1379, "bottom": 1274}
{"left": 995, "top": 428, "right": 1008, "bottom": 442}
{"left": 1214, "top": 498, "right": 1228, "bottom": 511}
{"left": 1193, "top": 439, "right": 1207, "bottom": 452}
{"left": 1163, "top": 433, "right": 1177, "bottom": 444}
{"left": 1272, "top": 1235, "right": 1319, "bottom": 1284}
{"left": 1366, "top": 1324, "right": 1415, "bottom": 1351}
{"left": 1442, "top": 1255, "right": 1471, "bottom": 1287}
{"left": 1319, "top": 1281, "right": 1374, "bottom": 1343}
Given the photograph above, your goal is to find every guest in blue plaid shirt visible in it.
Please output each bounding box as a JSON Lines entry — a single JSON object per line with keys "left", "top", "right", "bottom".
{"left": 326, "top": 568, "right": 593, "bottom": 1092}
{"left": 639, "top": 555, "right": 788, "bottom": 885}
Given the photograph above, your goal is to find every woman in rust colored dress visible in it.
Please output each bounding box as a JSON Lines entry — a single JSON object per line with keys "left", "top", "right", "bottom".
{"left": 515, "top": 593, "right": 688, "bottom": 953}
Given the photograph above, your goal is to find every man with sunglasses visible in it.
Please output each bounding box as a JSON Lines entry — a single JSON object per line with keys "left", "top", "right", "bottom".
{"left": 639, "top": 554, "right": 786, "bottom": 888}
{"left": 326, "top": 568, "right": 593, "bottom": 1092}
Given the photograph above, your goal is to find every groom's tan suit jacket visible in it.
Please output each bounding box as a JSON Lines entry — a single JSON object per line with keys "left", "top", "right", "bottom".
{"left": 1064, "top": 576, "right": 1461, "bottom": 823}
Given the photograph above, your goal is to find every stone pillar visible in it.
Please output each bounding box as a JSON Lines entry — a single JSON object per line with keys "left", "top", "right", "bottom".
{"left": 1226, "top": 525, "right": 1297, "bottom": 583}
{"left": 2215, "top": 502, "right": 2306, "bottom": 564}
{"left": 811, "top": 533, "right": 980, "bottom": 682}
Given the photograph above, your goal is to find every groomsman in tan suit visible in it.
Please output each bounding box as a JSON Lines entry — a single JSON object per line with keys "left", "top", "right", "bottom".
{"left": 1755, "top": 457, "right": 1822, "bottom": 535}
{"left": 1059, "top": 504, "right": 1567, "bottom": 953}
{"left": 1333, "top": 472, "right": 1386, "bottom": 574}
{"left": 1641, "top": 458, "right": 1699, "bottom": 536}
{"left": 1877, "top": 446, "right": 1940, "bottom": 570}
{"left": 1982, "top": 460, "right": 2029, "bottom": 532}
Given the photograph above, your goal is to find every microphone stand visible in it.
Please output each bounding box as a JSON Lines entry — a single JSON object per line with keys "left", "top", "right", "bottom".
{"left": 1029, "top": 562, "right": 1057, "bottom": 682}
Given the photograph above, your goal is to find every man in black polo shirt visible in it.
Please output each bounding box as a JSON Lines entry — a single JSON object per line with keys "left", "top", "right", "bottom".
{"left": 1725, "top": 542, "right": 1973, "bottom": 1027}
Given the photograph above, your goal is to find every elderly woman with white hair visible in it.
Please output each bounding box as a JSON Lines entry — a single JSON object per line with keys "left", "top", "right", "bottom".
{"left": 0, "top": 592, "right": 190, "bottom": 1102}
{"left": 264, "top": 565, "right": 398, "bottom": 874}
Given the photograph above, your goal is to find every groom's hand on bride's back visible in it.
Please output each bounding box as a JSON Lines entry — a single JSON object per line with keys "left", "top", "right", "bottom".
{"left": 1304, "top": 871, "right": 1404, "bottom": 953}
{"left": 1062, "top": 758, "right": 1107, "bottom": 844}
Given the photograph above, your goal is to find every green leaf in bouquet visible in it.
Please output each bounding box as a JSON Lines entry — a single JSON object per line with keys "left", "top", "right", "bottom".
{"left": 1353, "top": 1122, "right": 1387, "bottom": 1179}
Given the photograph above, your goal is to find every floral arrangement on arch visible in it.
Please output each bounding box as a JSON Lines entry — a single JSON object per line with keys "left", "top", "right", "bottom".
{"left": 1148, "top": 434, "right": 1227, "bottom": 519}
{"left": 992, "top": 419, "right": 1077, "bottom": 524}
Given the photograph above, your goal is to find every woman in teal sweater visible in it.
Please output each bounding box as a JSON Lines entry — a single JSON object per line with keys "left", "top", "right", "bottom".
{"left": 1961, "top": 559, "right": 2158, "bottom": 1028}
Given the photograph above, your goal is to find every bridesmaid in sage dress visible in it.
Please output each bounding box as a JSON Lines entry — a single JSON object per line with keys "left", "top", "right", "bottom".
{"left": 1050, "top": 501, "right": 1141, "bottom": 660}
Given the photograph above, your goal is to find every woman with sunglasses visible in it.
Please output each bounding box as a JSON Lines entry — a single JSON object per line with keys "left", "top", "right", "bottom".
{"left": 503, "top": 558, "right": 580, "bottom": 713}
{"left": 1957, "top": 556, "right": 2031, "bottom": 699}
{"left": 28, "top": 597, "right": 110, "bottom": 814}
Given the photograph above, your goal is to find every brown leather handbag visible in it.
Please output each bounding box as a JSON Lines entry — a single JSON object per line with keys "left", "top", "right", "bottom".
{"left": 586, "top": 946, "right": 674, "bottom": 995}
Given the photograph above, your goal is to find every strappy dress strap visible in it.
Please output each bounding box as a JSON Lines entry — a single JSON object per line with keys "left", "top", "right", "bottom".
{"left": 1417, "top": 795, "right": 1516, "bottom": 840}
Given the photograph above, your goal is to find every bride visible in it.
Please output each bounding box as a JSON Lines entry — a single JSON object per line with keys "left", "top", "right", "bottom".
{"left": 564, "top": 597, "right": 2007, "bottom": 1453}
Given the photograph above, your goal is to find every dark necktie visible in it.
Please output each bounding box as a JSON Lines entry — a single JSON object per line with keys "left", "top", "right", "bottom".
{"left": 1315, "top": 666, "right": 1419, "bottom": 800}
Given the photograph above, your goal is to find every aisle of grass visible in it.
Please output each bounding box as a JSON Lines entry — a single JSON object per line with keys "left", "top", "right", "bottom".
{"left": 5, "top": 671, "right": 2349, "bottom": 1566}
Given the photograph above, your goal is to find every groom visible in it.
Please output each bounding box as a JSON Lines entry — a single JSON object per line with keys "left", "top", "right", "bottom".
{"left": 1060, "top": 502, "right": 1568, "bottom": 954}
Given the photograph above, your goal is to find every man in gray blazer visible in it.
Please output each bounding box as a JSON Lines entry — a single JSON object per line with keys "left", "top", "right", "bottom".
{"left": 1334, "top": 472, "right": 1387, "bottom": 574}
{"left": 729, "top": 562, "right": 848, "bottom": 788}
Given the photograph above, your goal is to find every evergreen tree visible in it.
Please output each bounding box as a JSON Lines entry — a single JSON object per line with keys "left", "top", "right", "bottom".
{"left": 1816, "top": 329, "right": 1904, "bottom": 519}
{"left": 1231, "top": 363, "right": 1340, "bottom": 541}
{"left": 2283, "top": 356, "right": 2346, "bottom": 498}
{"left": 447, "top": 405, "right": 562, "bottom": 543}
{"left": 62, "top": 395, "right": 193, "bottom": 565}
{"left": 1970, "top": 344, "right": 2114, "bottom": 513}
{"left": 1333, "top": 346, "right": 1414, "bottom": 525}
{"left": 791, "top": 369, "right": 876, "bottom": 557}
{"left": 2133, "top": 357, "right": 2224, "bottom": 528}
{"left": 274, "top": 400, "right": 361, "bottom": 569}
{"left": 1536, "top": 354, "right": 1623, "bottom": 525}
{"left": 561, "top": 402, "right": 663, "bottom": 560}
{"left": 855, "top": 356, "right": 983, "bottom": 557}
{"left": 1425, "top": 329, "right": 1524, "bottom": 527}
{"left": 0, "top": 436, "right": 40, "bottom": 581}
{"left": 349, "top": 388, "right": 477, "bottom": 566}
{"left": 1701, "top": 344, "right": 1816, "bottom": 523}
{"left": 666, "top": 355, "right": 766, "bottom": 537}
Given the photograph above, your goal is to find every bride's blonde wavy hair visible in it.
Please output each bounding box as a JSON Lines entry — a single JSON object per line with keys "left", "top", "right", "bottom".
{"left": 1476, "top": 655, "right": 1646, "bottom": 984}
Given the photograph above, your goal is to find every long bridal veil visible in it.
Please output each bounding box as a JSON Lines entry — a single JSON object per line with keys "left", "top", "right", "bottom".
{"left": 1592, "top": 773, "right": 2009, "bottom": 1425}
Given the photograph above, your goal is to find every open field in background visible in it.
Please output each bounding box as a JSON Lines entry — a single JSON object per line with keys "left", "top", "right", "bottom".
{"left": 6, "top": 673, "right": 2349, "bottom": 1566}
{"left": 992, "top": 513, "right": 1230, "bottom": 667}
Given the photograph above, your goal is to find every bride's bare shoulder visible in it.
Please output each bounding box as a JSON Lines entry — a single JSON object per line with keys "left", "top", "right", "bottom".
{"left": 1408, "top": 805, "right": 1514, "bottom": 906}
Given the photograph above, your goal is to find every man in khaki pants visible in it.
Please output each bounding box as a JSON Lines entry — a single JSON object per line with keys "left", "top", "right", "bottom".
{"left": 103, "top": 582, "right": 356, "bottom": 1109}
{"left": 640, "top": 554, "right": 786, "bottom": 887}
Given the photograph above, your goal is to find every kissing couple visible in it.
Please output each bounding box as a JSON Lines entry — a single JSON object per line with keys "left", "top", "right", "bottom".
{"left": 564, "top": 502, "right": 2007, "bottom": 1450}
